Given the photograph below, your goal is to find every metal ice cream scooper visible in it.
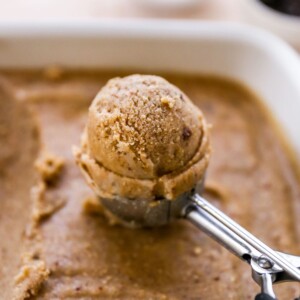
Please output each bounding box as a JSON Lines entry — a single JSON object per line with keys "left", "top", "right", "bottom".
{"left": 76, "top": 75, "right": 300, "bottom": 300}
{"left": 100, "top": 178, "right": 300, "bottom": 300}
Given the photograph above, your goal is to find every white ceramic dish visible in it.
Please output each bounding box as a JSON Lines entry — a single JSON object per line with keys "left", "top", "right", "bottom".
{"left": 0, "top": 20, "right": 299, "bottom": 155}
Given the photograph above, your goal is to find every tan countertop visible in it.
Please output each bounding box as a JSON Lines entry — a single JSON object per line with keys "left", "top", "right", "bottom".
{"left": 0, "top": 0, "right": 241, "bottom": 20}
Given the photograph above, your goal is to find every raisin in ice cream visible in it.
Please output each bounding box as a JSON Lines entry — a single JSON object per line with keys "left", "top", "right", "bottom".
{"left": 75, "top": 75, "right": 210, "bottom": 201}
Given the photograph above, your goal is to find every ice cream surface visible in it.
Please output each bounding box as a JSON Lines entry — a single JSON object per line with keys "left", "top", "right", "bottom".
{"left": 76, "top": 75, "right": 210, "bottom": 200}
{"left": 1, "top": 70, "right": 299, "bottom": 299}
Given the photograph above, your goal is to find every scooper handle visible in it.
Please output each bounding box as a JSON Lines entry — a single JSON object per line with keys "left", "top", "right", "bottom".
{"left": 184, "top": 193, "right": 300, "bottom": 300}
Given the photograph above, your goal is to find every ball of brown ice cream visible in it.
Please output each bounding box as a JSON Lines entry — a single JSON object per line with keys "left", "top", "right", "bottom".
{"left": 87, "top": 75, "right": 203, "bottom": 179}
{"left": 75, "top": 74, "right": 210, "bottom": 201}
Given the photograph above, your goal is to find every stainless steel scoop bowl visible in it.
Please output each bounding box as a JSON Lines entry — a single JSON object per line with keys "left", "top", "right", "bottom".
{"left": 100, "top": 181, "right": 204, "bottom": 228}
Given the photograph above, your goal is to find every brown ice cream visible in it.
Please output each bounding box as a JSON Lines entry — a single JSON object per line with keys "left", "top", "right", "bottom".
{"left": 1, "top": 70, "right": 299, "bottom": 299}
{"left": 75, "top": 75, "right": 210, "bottom": 201}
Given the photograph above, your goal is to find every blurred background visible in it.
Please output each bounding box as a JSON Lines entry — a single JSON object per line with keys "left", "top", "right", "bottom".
{"left": 0, "top": 0, "right": 299, "bottom": 51}
{"left": 0, "top": 0, "right": 240, "bottom": 20}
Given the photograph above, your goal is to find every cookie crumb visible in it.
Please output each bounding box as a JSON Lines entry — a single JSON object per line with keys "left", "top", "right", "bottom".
{"left": 13, "top": 260, "right": 49, "bottom": 300}
{"left": 193, "top": 246, "right": 202, "bottom": 255}
{"left": 160, "top": 97, "right": 175, "bottom": 109}
{"left": 34, "top": 151, "right": 64, "bottom": 184}
{"left": 43, "top": 65, "right": 64, "bottom": 81}
{"left": 82, "top": 196, "right": 104, "bottom": 215}
{"left": 31, "top": 182, "right": 66, "bottom": 223}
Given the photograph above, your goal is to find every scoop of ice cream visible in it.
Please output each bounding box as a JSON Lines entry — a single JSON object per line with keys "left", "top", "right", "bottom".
{"left": 87, "top": 75, "right": 203, "bottom": 179}
{"left": 75, "top": 74, "right": 210, "bottom": 201}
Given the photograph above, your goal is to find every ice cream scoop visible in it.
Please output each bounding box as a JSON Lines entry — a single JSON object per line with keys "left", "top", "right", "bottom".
{"left": 87, "top": 74, "right": 204, "bottom": 179}
{"left": 75, "top": 75, "right": 210, "bottom": 206}
{"left": 75, "top": 74, "right": 300, "bottom": 300}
